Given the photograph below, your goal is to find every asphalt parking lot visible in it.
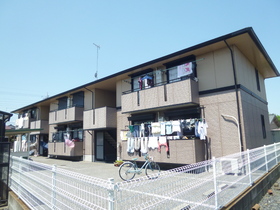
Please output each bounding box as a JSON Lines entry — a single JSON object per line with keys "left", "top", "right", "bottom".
{"left": 30, "top": 156, "right": 125, "bottom": 182}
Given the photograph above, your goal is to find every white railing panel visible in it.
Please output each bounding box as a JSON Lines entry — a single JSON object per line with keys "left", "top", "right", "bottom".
{"left": 9, "top": 142, "right": 280, "bottom": 209}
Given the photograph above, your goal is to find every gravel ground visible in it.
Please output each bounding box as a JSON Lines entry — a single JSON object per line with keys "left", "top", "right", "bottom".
{"left": 258, "top": 177, "right": 280, "bottom": 209}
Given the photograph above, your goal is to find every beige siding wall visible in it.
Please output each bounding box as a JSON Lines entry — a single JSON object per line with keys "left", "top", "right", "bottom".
{"left": 50, "top": 101, "right": 58, "bottom": 111}
{"left": 116, "top": 80, "right": 131, "bottom": 107}
{"left": 200, "top": 89, "right": 272, "bottom": 158}
{"left": 200, "top": 90, "right": 241, "bottom": 157}
{"left": 240, "top": 89, "right": 272, "bottom": 149}
{"left": 95, "top": 89, "right": 116, "bottom": 108}
{"left": 83, "top": 107, "right": 117, "bottom": 130}
{"left": 84, "top": 89, "right": 94, "bottom": 110}
{"left": 39, "top": 106, "right": 50, "bottom": 120}
{"left": 234, "top": 46, "right": 267, "bottom": 100}
{"left": 197, "top": 47, "right": 234, "bottom": 91}
{"left": 83, "top": 130, "right": 94, "bottom": 161}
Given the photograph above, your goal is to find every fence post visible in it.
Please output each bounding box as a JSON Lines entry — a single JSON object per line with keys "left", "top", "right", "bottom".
{"left": 212, "top": 157, "right": 219, "bottom": 209}
{"left": 247, "top": 149, "right": 252, "bottom": 185}
{"left": 108, "top": 178, "right": 115, "bottom": 210}
{"left": 264, "top": 145, "right": 268, "bottom": 172}
{"left": 51, "top": 165, "right": 57, "bottom": 210}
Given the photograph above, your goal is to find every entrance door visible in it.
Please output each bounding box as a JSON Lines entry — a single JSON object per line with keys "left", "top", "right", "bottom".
{"left": 95, "top": 132, "right": 104, "bottom": 161}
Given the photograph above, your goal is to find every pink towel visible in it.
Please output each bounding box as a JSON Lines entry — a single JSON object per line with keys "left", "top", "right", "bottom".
{"left": 65, "top": 139, "right": 75, "bottom": 148}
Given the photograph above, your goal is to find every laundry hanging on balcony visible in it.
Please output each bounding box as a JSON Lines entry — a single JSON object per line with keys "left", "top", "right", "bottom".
{"left": 177, "top": 62, "right": 193, "bottom": 78}
{"left": 64, "top": 133, "right": 75, "bottom": 148}
{"left": 138, "top": 75, "right": 154, "bottom": 89}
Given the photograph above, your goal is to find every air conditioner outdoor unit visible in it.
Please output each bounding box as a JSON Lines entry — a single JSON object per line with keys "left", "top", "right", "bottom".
{"left": 221, "top": 158, "right": 240, "bottom": 175}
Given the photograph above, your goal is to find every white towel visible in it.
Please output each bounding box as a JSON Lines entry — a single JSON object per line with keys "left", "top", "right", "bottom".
{"left": 141, "top": 137, "right": 148, "bottom": 154}
{"left": 148, "top": 137, "right": 158, "bottom": 149}
{"left": 159, "top": 136, "right": 167, "bottom": 144}
{"left": 134, "top": 138, "right": 141, "bottom": 150}
{"left": 127, "top": 137, "right": 135, "bottom": 153}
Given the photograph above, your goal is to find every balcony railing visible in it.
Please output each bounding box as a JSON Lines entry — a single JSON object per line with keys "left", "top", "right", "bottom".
{"left": 121, "top": 78, "right": 199, "bottom": 113}
{"left": 30, "top": 120, "right": 49, "bottom": 133}
{"left": 83, "top": 107, "right": 117, "bottom": 130}
{"left": 15, "top": 117, "right": 31, "bottom": 129}
{"left": 48, "top": 142, "right": 83, "bottom": 157}
{"left": 49, "top": 106, "right": 84, "bottom": 124}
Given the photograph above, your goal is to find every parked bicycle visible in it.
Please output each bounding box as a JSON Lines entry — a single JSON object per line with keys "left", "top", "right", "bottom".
{"left": 119, "top": 154, "right": 160, "bottom": 181}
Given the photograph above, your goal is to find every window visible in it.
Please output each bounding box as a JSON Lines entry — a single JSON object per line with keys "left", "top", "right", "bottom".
{"left": 163, "top": 54, "right": 197, "bottom": 84}
{"left": 129, "top": 68, "right": 154, "bottom": 92}
{"left": 58, "top": 97, "right": 67, "bottom": 110}
{"left": 261, "top": 114, "right": 266, "bottom": 139}
{"left": 30, "top": 108, "right": 37, "bottom": 119}
{"left": 255, "top": 69, "right": 261, "bottom": 91}
{"left": 72, "top": 91, "right": 84, "bottom": 107}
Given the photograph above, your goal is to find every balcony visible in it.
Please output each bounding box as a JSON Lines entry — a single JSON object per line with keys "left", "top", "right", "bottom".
{"left": 83, "top": 107, "right": 117, "bottom": 130}
{"left": 49, "top": 106, "right": 84, "bottom": 124}
{"left": 15, "top": 117, "right": 34, "bottom": 129}
{"left": 121, "top": 78, "right": 199, "bottom": 113}
{"left": 122, "top": 139, "right": 205, "bottom": 164}
{"left": 30, "top": 120, "right": 49, "bottom": 133}
{"left": 48, "top": 142, "right": 83, "bottom": 157}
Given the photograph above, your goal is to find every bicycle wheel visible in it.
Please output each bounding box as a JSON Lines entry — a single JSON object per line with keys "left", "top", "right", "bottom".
{"left": 145, "top": 161, "right": 160, "bottom": 179}
{"left": 119, "top": 162, "right": 136, "bottom": 181}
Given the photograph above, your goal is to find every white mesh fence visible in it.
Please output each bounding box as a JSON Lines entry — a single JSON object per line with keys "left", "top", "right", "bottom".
{"left": 9, "top": 157, "right": 112, "bottom": 209}
{"left": 9, "top": 143, "right": 280, "bottom": 210}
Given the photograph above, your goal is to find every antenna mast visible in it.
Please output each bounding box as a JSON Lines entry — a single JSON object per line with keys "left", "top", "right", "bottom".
{"left": 93, "top": 43, "right": 100, "bottom": 79}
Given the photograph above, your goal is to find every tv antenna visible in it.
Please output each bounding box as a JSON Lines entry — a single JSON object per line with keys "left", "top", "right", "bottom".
{"left": 93, "top": 43, "right": 100, "bottom": 79}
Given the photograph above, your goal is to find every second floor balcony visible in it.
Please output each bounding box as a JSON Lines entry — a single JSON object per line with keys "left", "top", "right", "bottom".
{"left": 49, "top": 106, "right": 84, "bottom": 124}
{"left": 83, "top": 107, "right": 117, "bottom": 130}
{"left": 30, "top": 120, "right": 49, "bottom": 133}
{"left": 15, "top": 116, "right": 34, "bottom": 129}
{"left": 121, "top": 78, "right": 199, "bottom": 113}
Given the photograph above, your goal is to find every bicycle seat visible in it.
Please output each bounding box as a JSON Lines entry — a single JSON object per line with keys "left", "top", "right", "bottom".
{"left": 132, "top": 158, "right": 138, "bottom": 161}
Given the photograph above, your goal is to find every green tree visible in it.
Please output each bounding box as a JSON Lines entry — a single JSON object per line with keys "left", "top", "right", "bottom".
{"left": 277, "top": 115, "right": 280, "bottom": 121}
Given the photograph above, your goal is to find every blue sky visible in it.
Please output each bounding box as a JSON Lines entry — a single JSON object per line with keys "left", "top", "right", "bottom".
{"left": 1, "top": 0, "right": 279, "bottom": 124}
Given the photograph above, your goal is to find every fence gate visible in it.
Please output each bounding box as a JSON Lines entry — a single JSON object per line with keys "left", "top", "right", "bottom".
{"left": 0, "top": 142, "right": 10, "bottom": 207}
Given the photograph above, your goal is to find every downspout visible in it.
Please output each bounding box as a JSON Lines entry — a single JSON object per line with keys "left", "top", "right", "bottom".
{"left": 224, "top": 40, "right": 244, "bottom": 152}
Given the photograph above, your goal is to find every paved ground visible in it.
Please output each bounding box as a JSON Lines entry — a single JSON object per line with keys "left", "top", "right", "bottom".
{"left": 29, "top": 156, "right": 280, "bottom": 209}
{"left": 258, "top": 176, "right": 280, "bottom": 209}
{"left": 30, "top": 156, "right": 125, "bottom": 182}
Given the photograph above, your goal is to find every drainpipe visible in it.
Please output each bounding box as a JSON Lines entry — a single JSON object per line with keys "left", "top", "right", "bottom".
{"left": 221, "top": 114, "right": 241, "bottom": 154}
{"left": 224, "top": 40, "right": 244, "bottom": 152}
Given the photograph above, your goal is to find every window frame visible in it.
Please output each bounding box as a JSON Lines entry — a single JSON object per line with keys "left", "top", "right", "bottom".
{"left": 261, "top": 114, "right": 266, "bottom": 139}
{"left": 255, "top": 69, "right": 261, "bottom": 92}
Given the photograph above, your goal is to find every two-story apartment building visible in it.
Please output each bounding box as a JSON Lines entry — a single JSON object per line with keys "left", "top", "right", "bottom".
{"left": 11, "top": 27, "right": 279, "bottom": 165}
